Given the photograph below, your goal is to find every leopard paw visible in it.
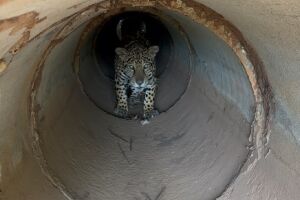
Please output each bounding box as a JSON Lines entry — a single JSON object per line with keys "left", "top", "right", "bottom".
{"left": 114, "top": 107, "right": 128, "bottom": 118}
{"left": 143, "top": 109, "right": 159, "bottom": 120}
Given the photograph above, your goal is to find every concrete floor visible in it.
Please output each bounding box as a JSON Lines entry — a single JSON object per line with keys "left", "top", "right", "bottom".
{"left": 0, "top": 1, "right": 300, "bottom": 200}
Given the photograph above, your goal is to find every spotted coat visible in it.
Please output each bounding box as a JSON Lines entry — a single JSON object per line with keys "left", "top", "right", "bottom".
{"left": 114, "top": 39, "right": 159, "bottom": 120}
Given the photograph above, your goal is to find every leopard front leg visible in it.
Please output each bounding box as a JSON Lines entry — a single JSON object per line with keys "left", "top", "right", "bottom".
{"left": 114, "top": 83, "right": 129, "bottom": 118}
{"left": 143, "top": 85, "right": 159, "bottom": 120}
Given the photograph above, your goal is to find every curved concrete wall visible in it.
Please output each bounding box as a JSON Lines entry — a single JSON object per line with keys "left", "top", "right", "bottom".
{"left": 0, "top": 1, "right": 299, "bottom": 200}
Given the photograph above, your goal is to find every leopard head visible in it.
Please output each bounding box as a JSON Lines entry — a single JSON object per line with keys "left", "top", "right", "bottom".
{"left": 115, "top": 45, "right": 159, "bottom": 88}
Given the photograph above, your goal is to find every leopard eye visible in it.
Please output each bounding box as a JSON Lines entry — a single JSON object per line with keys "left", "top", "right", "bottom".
{"left": 127, "top": 65, "right": 134, "bottom": 69}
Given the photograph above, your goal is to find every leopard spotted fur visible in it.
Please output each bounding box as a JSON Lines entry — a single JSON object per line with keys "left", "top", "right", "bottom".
{"left": 114, "top": 29, "right": 159, "bottom": 120}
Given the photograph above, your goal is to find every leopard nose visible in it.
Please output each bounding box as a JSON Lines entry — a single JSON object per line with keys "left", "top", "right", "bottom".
{"left": 136, "top": 80, "right": 143, "bottom": 85}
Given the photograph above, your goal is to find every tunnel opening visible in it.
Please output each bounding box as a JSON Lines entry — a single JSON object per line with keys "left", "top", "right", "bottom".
{"left": 77, "top": 10, "right": 191, "bottom": 118}
{"left": 0, "top": 1, "right": 269, "bottom": 200}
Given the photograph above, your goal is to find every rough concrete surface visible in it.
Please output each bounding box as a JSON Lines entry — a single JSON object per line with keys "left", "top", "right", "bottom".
{"left": 198, "top": 0, "right": 300, "bottom": 143}
{"left": 0, "top": 0, "right": 300, "bottom": 200}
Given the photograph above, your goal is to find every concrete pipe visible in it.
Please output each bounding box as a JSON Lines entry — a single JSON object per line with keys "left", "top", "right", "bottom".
{"left": 0, "top": 1, "right": 300, "bottom": 200}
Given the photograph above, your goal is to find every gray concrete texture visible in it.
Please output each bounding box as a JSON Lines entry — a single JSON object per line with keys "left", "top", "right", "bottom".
{"left": 0, "top": 0, "right": 299, "bottom": 200}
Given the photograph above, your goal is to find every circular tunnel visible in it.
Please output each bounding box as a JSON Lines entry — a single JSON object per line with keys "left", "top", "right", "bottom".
{"left": 1, "top": 1, "right": 276, "bottom": 200}
{"left": 79, "top": 11, "right": 191, "bottom": 116}
{"left": 31, "top": 7, "right": 258, "bottom": 200}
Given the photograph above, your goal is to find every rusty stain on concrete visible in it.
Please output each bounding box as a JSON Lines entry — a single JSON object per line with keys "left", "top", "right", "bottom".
{"left": 0, "top": 0, "right": 10, "bottom": 6}
{"left": 0, "top": 11, "right": 46, "bottom": 35}
{"left": 0, "top": 58, "right": 7, "bottom": 74}
{"left": 9, "top": 30, "right": 31, "bottom": 54}
{"left": 0, "top": 11, "right": 47, "bottom": 55}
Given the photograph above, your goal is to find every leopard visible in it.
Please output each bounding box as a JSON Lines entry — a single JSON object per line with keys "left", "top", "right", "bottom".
{"left": 114, "top": 19, "right": 160, "bottom": 122}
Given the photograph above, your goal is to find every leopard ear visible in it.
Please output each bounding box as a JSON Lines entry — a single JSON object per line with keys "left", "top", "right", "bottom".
{"left": 115, "top": 48, "right": 128, "bottom": 58}
{"left": 148, "top": 46, "right": 159, "bottom": 57}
